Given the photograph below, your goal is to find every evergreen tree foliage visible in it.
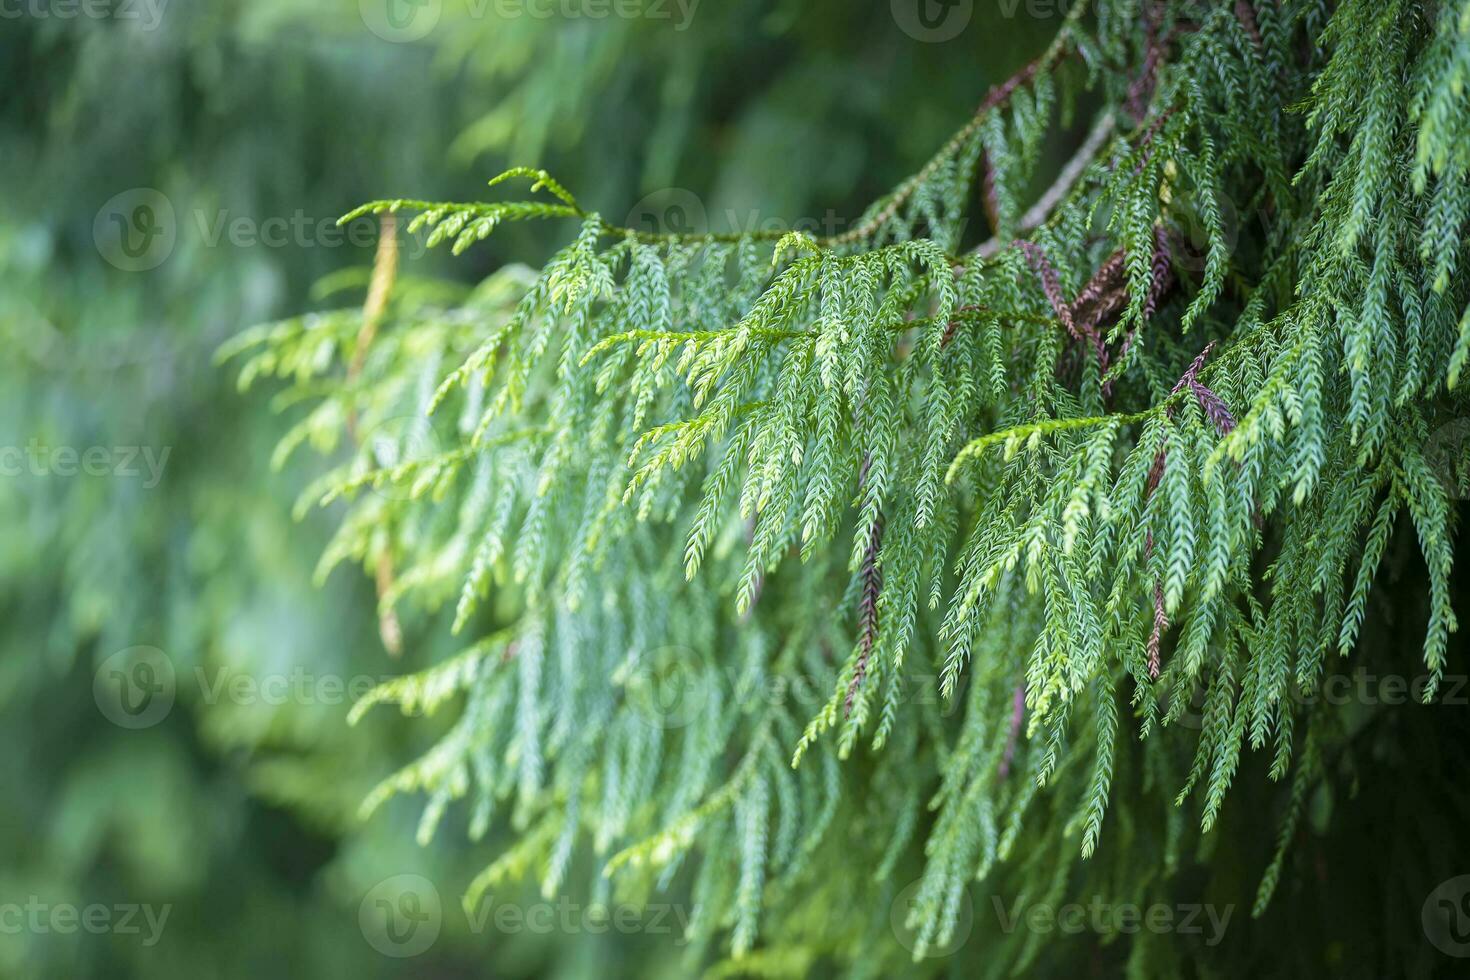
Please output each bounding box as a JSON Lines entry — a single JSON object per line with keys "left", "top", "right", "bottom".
{"left": 228, "top": 0, "right": 1470, "bottom": 973}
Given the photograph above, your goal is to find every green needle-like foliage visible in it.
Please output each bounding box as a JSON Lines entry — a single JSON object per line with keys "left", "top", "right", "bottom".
{"left": 227, "top": 0, "right": 1470, "bottom": 972}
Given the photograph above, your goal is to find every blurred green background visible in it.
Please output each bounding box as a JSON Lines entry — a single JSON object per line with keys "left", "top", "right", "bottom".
{"left": 0, "top": 2, "right": 1063, "bottom": 976}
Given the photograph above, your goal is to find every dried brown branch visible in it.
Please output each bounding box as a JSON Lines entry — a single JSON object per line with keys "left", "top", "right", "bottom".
{"left": 348, "top": 214, "right": 405, "bottom": 657}
{"left": 974, "top": 111, "right": 1116, "bottom": 259}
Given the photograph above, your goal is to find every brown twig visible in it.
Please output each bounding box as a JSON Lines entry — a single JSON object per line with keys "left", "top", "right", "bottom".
{"left": 844, "top": 513, "right": 884, "bottom": 718}
{"left": 974, "top": 112, "right": 1116, "bottom": 259}
{"left": 348, "top": 214, "right": 405, "bottom": 657}
{"left": 1235, "top": 0, "right": 1263, "bottom": 50}
{"left": 1147, "top": 582, "right": 1167, "bottom": 680}
{"left": 831, "top": 37, "right": 1081, "bottom": 248}
{"left": 1141, "top": 342, "right": 1239, "bottom": 680}
{"left": 998, "top": 684, "right": 1026, "bottom": 778}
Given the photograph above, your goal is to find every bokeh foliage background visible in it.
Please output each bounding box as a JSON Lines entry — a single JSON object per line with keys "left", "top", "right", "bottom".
{"left": 0, "top": 2, "right": 1060, "bottom": 976}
